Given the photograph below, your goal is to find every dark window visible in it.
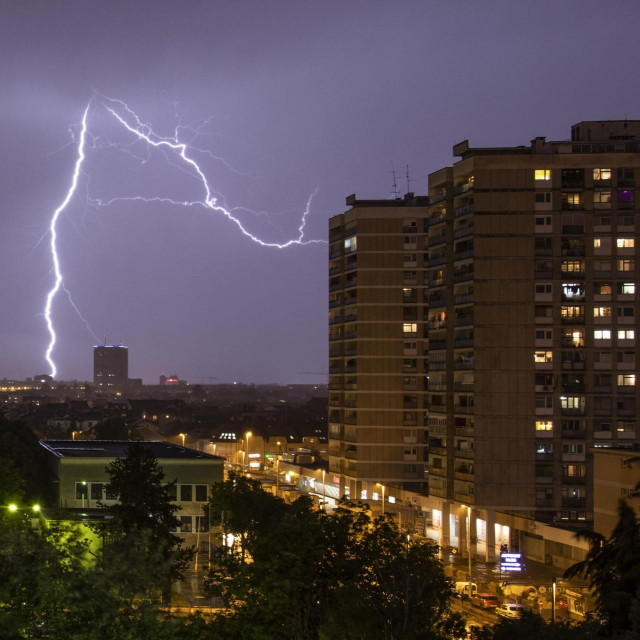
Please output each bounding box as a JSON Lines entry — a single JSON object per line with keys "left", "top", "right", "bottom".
{"left": 166, "top": 483, "right": 177, "bottom": 501}
{"left": 105, "top": 484, "right": 118, "bottom": 500}
{"left": 90, "top": 483, "right": 103, "bottom": 501}
{"left": 195, "top": 485, "right": 208, "bottom": 502}
{"left": 75, "top": 482, "right": 88, "bottom": 499}
{"left": 180, "top": 485, "right": 192, "bottom": 501}
{"left": 180, "top": 516, "right": 193, "bottom": 532}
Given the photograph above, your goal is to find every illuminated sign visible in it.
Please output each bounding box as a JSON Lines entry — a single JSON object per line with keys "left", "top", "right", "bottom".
{"left": 500, "top": 552, "right": 522, "bottom": 572}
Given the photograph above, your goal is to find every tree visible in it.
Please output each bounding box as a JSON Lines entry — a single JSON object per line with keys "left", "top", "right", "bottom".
{"left": 564, "top": 500, "right": 640, "bottom": 636}
{"left": 93, "top": 442, "right": 193, "bottom": 599}
{"left": 93, "top": 417, "right": 131, "bottom": 440}
{"left": 206, "top": 473, "right": 465, "bottom": 640}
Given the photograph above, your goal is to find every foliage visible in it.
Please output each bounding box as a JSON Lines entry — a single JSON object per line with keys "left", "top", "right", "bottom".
{"left": 474, "top": 611, "right": 605, "bottom": 640}
{"left": 206, "top": 473, "right": 465, "bottom": 640}
{"left": 564, "top": 500, "right": 640, "bottom": 636}
{"left": 0, "top": 417, "right": 56, "bottom": 506}
{"left": 93, "top": 416, "right": 131, "bottom": 440}
{"left": 0, "top": 456, "right": 26, "bottom": 507}
{"left": 92, "top": 442, "right": 193, "bottom": 593}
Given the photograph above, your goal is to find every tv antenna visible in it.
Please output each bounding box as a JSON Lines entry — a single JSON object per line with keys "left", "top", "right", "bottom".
{"left": 405, "top": 164, "right": 413, "bottom": 194}
{"left": 390, "top": 165, "right": 400, "bottom": 199}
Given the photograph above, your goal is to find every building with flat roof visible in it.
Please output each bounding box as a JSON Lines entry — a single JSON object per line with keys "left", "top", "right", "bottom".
{"left": 329, "top": 120, "right": 640, "bottom": 538}
{"left": 39, "top": 439, "right": 224, "bottom": 553}
{"left": 94, "top": 344, "right": 128, "bottom": 393}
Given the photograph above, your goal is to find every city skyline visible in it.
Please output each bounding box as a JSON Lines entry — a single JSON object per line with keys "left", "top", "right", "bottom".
{"left": 1, "top": 1, "right": 640, "bottom": 383}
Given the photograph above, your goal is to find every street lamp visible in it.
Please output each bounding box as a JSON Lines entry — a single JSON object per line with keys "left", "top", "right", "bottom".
{"left": 322, "top": 469, "right": 326, "bottom": 511}
{"left": 179, "top": 433, "right": 187, "bottom": 447}
{"left": 465, "top": 505, "right": 472, "bottom": 592}
{"left": 72, "top": 430, "right": 78, "bottom": 441}
{"left": 245, "top": 431, "right": 252, "bottom": 473}
{"left": 376, "top": 483, "right": 385, "bottom": 515}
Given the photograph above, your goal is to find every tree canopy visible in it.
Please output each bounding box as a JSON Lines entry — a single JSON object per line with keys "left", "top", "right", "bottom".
{"left": 206, "top": 473, "right": 466, "bottom": 640}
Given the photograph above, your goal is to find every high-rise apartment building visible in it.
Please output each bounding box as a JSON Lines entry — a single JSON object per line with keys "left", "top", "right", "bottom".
{"left": 93, "top": 344, "right": 128, "bottom": 393}
{"left": 330, "top": 120, "right": 640, "bottom": 528}
{"left": 328, "top": 194, "right": 429, "bottom": 499}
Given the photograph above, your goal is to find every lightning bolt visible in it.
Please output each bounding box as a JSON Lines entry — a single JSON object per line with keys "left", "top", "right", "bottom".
{"left": 42, "top": 95, "right": 325, "bottom": 378}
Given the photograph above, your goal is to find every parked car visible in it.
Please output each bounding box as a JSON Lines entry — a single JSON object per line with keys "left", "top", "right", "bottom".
{"left": 496, "top": 603, "right": 526, "bottom": 619}
{"left": 471, "top": 592, "right": 500, "bottom": 609}
{"left": 454, "top": 581, "right": 478, "bottom": 599}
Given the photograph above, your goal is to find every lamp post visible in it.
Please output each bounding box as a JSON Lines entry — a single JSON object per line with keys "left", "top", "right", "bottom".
{"left": 245, "top": 431, "right": 252, "bottom": 473}
{"left": 466, "top": 505, "right": 472, "bottom": 592}
{"left": 552, "top": 577, "right": 557, "bottom": 622}
{"left": 322, "top": 469, "right": 326, "bottom": 510}
{"left": 376, "top": 483, "right": 385, "bottom": 514}
{"left": 179, "top": 433, "right": 187, "bottom": 447}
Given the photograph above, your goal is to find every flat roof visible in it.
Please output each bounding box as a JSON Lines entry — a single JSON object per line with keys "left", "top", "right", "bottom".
{"left": 40, "top": 439, "right": 222, "bottom": 460}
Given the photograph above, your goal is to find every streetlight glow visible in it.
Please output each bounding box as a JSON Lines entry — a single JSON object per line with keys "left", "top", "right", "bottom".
{"left": 245, "top": 432, "right": 252, "bottom": 473}
{"left": 8, "top": 504, "right": 17, "bottom": 512}
{"left": 179, "top": 433, "right": 187, "bottom": 447}
{"left": 376, "top": 483, "right": 385, "bottom": 515}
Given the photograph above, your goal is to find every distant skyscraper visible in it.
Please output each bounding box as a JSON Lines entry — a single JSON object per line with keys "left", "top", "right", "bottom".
{"left": 93, "top": 344, "right": 128, "bottom": 393}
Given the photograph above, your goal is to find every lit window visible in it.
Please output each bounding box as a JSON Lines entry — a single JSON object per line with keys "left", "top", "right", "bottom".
{"left": 617, "top": 421, "right": 636, "bottom": 432}
{"left": 534, "top": 351, "right": 553, "bottom": 363}
{"left": 617, "top": 374, "right": 636, "bottom": 386}
{"left": 595, "top": 283, "right": 612, "bottom": 295}
{"left": 535, "top": 169, "right": 551, "bottom": 181}
{"left": 618, "top": 259, "right": 635, "bottom": 271}
{"left": 619, "top": 282, "right": 636, "bottom": 295}
{"left": 593, "top": 191, "right": 612, "bottom": 203}
{"left": 561, "top": 396, "right": 583, "bottom": 409}
{"left": 561, "top": 305, "right": 583, "bottom": 319}
{"left": 536, "top": 420, "right": 553, "bottom": 432}
{"left": 593, "top": 168, "right": 612, "bottom": 181}
{"left": 617, "top": 238, "right": 635, "bottom": 248}
{"left": 403, "top": 323, "right": 418, "bottom": 334}
{"left": 344, "top": 237, "right": 357, "bottom": 253}
{"left": 594, "top": 306, "right": 611, "bottom": 318}
{"left": 561, "top": 260, "right": 583, "bottom": 273}
{"left": 566, "top": 193, "right": 581, "bottom": 205}
{"left": 594, "top": 238, "right": 601, "bottom": 248}
{"left": 594, "top": 330, "right": 611, "bottom": 340}
{"left": 618, "top": 330, "right": 635, "bottom": 340}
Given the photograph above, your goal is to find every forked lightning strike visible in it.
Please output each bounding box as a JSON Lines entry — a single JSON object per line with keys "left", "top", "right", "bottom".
{"left": 43, "top": 95, "right": 324, "bottom": 378}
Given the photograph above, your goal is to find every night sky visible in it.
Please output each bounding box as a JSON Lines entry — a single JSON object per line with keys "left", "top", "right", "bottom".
{"left": 1, "top": 1, "right": 639, "bottom": 384}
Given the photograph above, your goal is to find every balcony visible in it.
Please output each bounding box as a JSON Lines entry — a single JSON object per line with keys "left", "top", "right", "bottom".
{"left": 455, "top": 471, "right": 475, "bottom": 482}
{"left": 455, "top": 427, "right": 475, "bottom": 437}
{"left": 454, "top": 270, "right": 473, "bottom": 283}
{"left": 329, "top": 299, "right": 341, "bottom": 309}
{"left": 455, "top": 203, "right": 474, "bottom": 218}
{"left": 454, "top": 405, "right": 474, "bottom": 414}
{"left": 561, "top": 497, "right": 586, "bottom": 508}
{"left": 562, "top": 475, "right": 586, "bottom": 484}
{"left": 455, "top": 315, "right": 473, "bottom": 327}
{"left": 455, "top": 449, "right": 474, "bottom": 459}
{"left": 344, "top": 277, "right": 357, "bottom": 289}
{"left": 429, "top": 339, "right": 446, "bottom": 350}
{"left": 428, "top": 255, "right": 447, "bottom": 268}
{"left": 428, "top": 297, "right": 446, "bottom": 309}
{"left": 454, "top": 337, "right": 473, "bottom": 349}
{"left": 454, "top": 225, "right": 474, "bottom": 239}
{"left": 454, "top": 382, "right": 474, "bottom": 392}
{"left": 427, "top": 214, "right": 446, "bottom": 227}
{"left": 561, "top": 407, "right": 585, "bottom": 416}
{"left": 454, "top": 181, "right": 474, "bottom": 195}
{"left": 429, "top": 466, "right": 446, "bottom": 477}
{"left": 345, "top": 449, "right": 358, "bottom": 460}
{"left": 454, "top": 358, "right": 474, "bottom": 369}
{"left": 454, "top": 249, "right": 474, "bottom": 262}
{"left": 454, "top": 293, "right": 474, "bottom": 305}
{"left": 429, "top": 233, "right": 447, "bottom": 247}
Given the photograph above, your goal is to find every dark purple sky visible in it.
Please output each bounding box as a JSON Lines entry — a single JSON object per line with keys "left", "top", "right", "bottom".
{"left": 1, "top": 1, "right": 639, "bottom": 384}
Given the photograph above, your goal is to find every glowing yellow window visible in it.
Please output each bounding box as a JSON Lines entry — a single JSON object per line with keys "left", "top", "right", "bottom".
{"left": 535, "top": 169, "right": 551, "bottom": 181}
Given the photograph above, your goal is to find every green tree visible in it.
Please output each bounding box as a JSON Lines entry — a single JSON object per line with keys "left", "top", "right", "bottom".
{"left": 206, "top": 474, "right": 465, "bottom": 640}
{"left": 0, "top": 417, "right": 56, "bottom": 506}
{"left": 564, "top": 500, "right": 640, "bottom": 636}
{"left": 93, "top": 442, "right": 193, "bottom": 599}
{"left": 93, "top": 416, "right": 131, "bottom": 440}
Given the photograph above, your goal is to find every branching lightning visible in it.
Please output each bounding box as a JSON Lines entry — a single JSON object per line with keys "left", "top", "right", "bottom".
{"left": 43, "top": 95, "right": 324, "bottom": 378}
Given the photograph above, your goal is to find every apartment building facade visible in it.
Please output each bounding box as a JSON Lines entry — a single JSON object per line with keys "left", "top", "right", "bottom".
{"left": 328, "top": 194, "right": 430, "bottom": 499}
{"left": 330, "top": 120, "right": 640, "bottom": 531}
{"left": 425, "top": 121, "right": 640, "bottom": 526}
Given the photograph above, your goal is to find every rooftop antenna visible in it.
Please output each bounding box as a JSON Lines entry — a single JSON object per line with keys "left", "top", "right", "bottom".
{"left": 103, "top": 334, "right": 107, "bottom": 345}
{"left": 405, "top": 164, "right": 413, "bottom": 195}
{"left": 391, "top": 165, "right": 400, "bottom": 199}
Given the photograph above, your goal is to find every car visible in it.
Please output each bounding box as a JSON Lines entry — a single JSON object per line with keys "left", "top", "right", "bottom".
{"left": 496, "top": 603, "right": 526, "bottom": 619}
{"left": 470, "top": 592, "right": 500, "bottom": 609}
